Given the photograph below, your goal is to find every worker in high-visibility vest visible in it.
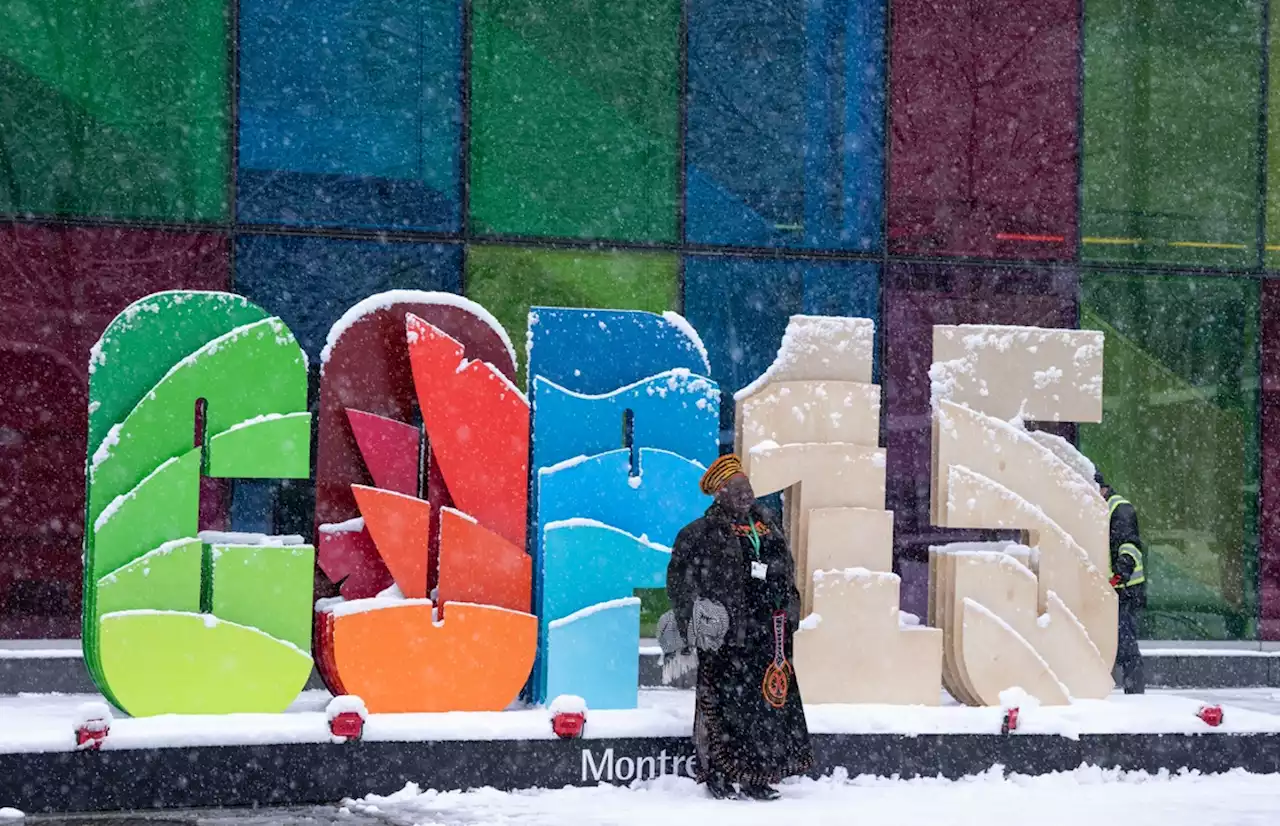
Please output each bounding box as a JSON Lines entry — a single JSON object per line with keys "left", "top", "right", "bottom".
{"left": 1096, "top": 471, "right": 1147, "bottom": 694}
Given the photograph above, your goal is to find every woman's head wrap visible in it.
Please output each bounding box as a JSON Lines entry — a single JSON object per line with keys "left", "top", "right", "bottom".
{"left": 700, "top": 454, "right": 745, "bottom": 495}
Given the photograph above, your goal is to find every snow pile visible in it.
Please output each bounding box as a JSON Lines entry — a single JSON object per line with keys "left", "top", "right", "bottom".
{"left": 661, "top": 311, "right": 711, "bottom": 374}
{"left": 999, "top": 686, "right": 1044, "bottom": 713}
{"left": 319, "top": 516, "right": 365, "bottom": 535}
{"left": 813, "top": 568, "right": 900, "bottom": 589}
{"left": 549, "top": 694, "right": 588, "bottom": 717}
{"left": 326, "top": 597, "right": 432, "bottom": 618}
{"left": 198, "top": 531, "right": 306, "bottom": 547}
{"left": 91, "top": 452, "right": 183, "bottom": 532}
{"left": 344, "top": 766, "right": 1280, "bottom": 825}
{"left": 548, "top": 598, "right": 641, "bottom": 630}
{"left": 944, "top": 464, "right": 1101, "bottom": 580}
{"left": 74, "top": 701, "right": 112, "bottom": 731}
{"left": 798, "top": 613, "right": 822, "bottom": 631}
{"left": 98, "top": 537, "right": 197, "bottom": 585}
{"left": 544, "top": 518, "right": 669, "bottom": 552}
{"left": 930, "top": 325, "right": 1105, "bottom": 418}
{"left": 88, "top": 423, "right": 121, "bottom": 477}
{"left": 0, "top": 808, "right": 23, "bottom": 822}
{"left": 1025, "top": 429, "right": 1098, "bottom": 483}
{"left": 537, "top": 368, "right": 718, "bottom": 405}
{"left": 937, "top": 400, "right": 1101, "bottom": 513}
{"left": 12, "top": 688, "right": 1280, "bottom": 755}
{"left": 735, "top": 316, "right": 875, "bottom": 401}
{"left": 326, "top": 695, "right": 368, "bottom": 722}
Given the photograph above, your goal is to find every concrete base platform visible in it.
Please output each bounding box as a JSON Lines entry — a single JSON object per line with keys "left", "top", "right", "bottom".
{"left": 6, "top": 687, "right": 1280, "bottom": 814}
{"left": 6, "top": 731, "right": 1280, "bottom": 813}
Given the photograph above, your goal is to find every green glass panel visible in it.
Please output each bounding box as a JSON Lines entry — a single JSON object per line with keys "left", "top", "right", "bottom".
{"left": 209, "top": 545, "right": 315, "bottom": 651}
{"left": 1082, "top": 0, "right": 1262, "bottom": 268}
{"left": 465, "top": 245, "right": 679, "bottom": 384}
{"left": 1079, "top": 274, "right": 1259, "bottom": 640}
{"left": 467, "top": 244, "right": 677, "bottom": 625}
{"left": 469, "top": 0, "right": 678, "bottom": 241}
{"left": 0, "top": 0, "right": 229, "bottom": 220}
{"left": 1268, "top": 0, "right": 1280, "bottom": 267}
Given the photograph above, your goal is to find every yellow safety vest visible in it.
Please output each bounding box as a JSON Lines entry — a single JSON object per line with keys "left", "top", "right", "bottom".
{"left": 1107, "top": 495, "right": 1146, "bottom": 588}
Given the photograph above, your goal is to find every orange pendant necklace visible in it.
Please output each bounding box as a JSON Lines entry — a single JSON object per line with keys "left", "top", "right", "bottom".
{"left": 761, "top": 611, "right": 791, "bottom": 709}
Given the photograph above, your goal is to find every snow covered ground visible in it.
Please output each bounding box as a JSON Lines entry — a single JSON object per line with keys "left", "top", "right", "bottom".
{"left": 343, "top": 767, "right": 1280, "bottom": 826}
{"left": 6, "top": 687, "right": 1280, "bottom": 754}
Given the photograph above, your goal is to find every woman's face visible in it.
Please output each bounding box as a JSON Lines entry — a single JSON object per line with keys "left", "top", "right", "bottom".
{"left": 717, "top": 474, "right": 755, "bottom": 514}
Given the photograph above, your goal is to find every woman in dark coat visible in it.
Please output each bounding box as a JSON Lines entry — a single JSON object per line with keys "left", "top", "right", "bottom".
{"left": 666, "top": 453, "right": 814, "bottom": 800}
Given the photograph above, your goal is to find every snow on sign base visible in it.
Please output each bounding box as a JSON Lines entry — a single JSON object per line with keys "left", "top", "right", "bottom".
{"left": 5, "top": 689, "right": 1280, "bottom": 813}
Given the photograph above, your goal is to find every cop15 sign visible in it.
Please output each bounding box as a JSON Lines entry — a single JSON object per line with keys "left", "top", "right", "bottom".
{"left": 82, "top": 290, "right": 1113, "bottom": 718}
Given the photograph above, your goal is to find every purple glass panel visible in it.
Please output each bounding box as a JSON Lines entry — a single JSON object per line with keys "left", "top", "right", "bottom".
{"left": 883, "top": 263, "right": 1078, "bottom": 616}
{"left": 1261, "top": 282, "right": 1280, "bottom": 639}
{"left": 0, "top": 226, "right": 228, "bottom": 638}
{"left": 888, "top": 0, "right": 1079, "bottom": 260}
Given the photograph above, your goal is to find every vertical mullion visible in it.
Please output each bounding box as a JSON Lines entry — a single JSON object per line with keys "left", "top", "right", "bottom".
{"left": 460, "top": 0, "right": 473, "bottom": 241}
{"left": 1076, "top": 0, "right": 1086, "bottom": 265}
{"left": 878, "top": 0, "right": 892, "bottom": 450}
{"left": 675, "top": 0, "right": 689, "bottom": 314}
{"left": 227, "top": 0, "right": 241, "bottom": 291}
{"left": 1256, "top": 0, "right": 1272, "bottom": 637}
{"left": 1258, "top": 0, "right": 1271, "bottom": 272}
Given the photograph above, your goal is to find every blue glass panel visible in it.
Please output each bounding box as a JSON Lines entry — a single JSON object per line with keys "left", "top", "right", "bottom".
{"left": 686, "top": 0, "right": 885, "bottom": 250}
{"left": 238, "top": 0, "right": 462, "bottom": 231}
{"left": 682, "top": 256, "right": 880, "bottom": 444}
{"left": 233, "top": 235, "right": 462, "bottom": 361}
{"left": 230, "top": 236, "right": 461, "bottom": 535}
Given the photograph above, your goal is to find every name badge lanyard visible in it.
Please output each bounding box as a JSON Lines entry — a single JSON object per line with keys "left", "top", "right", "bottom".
{"left": 745, "top": 522, "right": 783, "bottom": 611}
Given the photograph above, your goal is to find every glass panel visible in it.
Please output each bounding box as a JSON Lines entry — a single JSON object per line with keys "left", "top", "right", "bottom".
{"left": 1082, "top": 0, "right": 1263, "bottom": 268}
{"left": 233, "top": 235, "right": 463, "bottom": 361}
{"left": 1080, "top": 273, "right": 1259, "bottom": 640}
{"left": 464, "top": 245, "right": 679, "bottom": 385}
{"left": 469, "top": 244, "right": 678, "bottom": 635}
{"left": 0, "top": 226, "right": 229, "bottom": 638}
{"left": 232, "top": 235, "right": 462, "bottom": 550}
{"left": 469, "top": 0, "right": 679, "bottom": 242}
{"left": 683, "top": 256, "right": 879, "bottom": 445}
{"left": 686, "top": 0, "right": 884, "bottom": 251}
{"left": 882, "top": 263, "right": 1079, "bottom": 617}
{"left": 0, "top": 0, "right": 229, "bottom": 221}
{"left": 238, "top": 0, "right": 462, "bottom": 231}
{"left": 1267, "top": 0, "right": 1280, "bottom": 269}
{"left": 888, "top": 0, "right": 1078, "bottom": 260}
{"left": 1261, "top": 281, "right": 1280, "bottom": 638}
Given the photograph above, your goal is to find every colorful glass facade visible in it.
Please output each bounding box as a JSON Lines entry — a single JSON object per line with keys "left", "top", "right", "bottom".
{"left": 0, "top": 0, "right": 1275, "bottom": 641}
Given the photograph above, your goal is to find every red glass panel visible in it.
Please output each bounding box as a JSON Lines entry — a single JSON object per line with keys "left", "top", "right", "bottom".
{"left": 0, "top": 226, "right": 228, "bottom": 638}
{"left": 1260, "top": 282, "right": 1280, "bottom": 639}
{"left": 888, "top": 0, "right": 1079, "bottom": 260}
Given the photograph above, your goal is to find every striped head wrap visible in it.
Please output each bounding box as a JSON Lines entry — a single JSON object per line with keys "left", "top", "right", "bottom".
{"left": 700, "top": 453, "right": 744, "bottom": 495}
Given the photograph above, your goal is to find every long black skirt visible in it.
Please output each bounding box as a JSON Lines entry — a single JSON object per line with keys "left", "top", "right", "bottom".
{"left": 693, "top": 637, "right": 814, "bottom": 786}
